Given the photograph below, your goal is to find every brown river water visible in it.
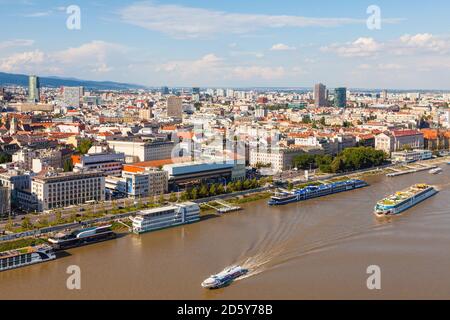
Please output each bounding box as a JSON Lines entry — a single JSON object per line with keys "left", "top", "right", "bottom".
{"left": 1, "top": 168, "right": 450, "bottom": 299}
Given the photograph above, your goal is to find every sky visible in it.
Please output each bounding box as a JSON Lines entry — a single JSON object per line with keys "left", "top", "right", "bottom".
{"left": 0, "top": 0, "right": 449, "bottom": 89}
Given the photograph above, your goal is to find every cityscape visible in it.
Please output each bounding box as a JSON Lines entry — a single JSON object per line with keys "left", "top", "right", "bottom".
{"left": 0, "top": 0, "right": 450, "bottom": 305}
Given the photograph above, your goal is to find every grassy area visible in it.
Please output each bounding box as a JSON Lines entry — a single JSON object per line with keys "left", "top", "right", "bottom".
{"left": 228, "top": 192, "right": 272, "bottom": 205}
{"left": 0, "top": 238, "right": 47, "bottom": 252}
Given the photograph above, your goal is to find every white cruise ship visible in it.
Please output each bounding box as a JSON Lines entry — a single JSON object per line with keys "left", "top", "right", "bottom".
{"left": 130, "top": 202, "right": 200, "bottom": 234}
{"left": 0, "top": 244, "right": 56, "bottom": 272}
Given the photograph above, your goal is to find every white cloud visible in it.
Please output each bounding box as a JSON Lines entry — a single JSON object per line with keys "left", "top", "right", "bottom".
{"left": 119, "top": 2, "right": 382, "bottom": 39}
{"left": 230, "top": 66, "right": 286, "bottom": 80}
{"left": 0, "top": 50, "right": 45, "bottom": 72}
{"left": 398, "top": 33, "right": 450, "bottom": 54}
{"left": 321, "top": 37, "right": 382, "bottom": 57}
{"left": 0, "top": 41, "right": 125, "bottom": 75}
{"left": 23, "top": 11, "right": 52, "bottom": 17}
{"left": 0, "top": 39, "right": 34, "bottom": 50}
{"left": 270, "top": 43, "right": 296, "bottom": 51}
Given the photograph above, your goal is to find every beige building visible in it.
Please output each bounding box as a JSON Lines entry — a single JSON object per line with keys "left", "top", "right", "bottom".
{"left": 107, "top": 139, "right": 175, "bottom": 162}
{"left": 167, "top": 96, "right": 183, "bottom": 118}
{"left": 31, "top": 171, "right": 105, "bottom": 211}
{"left": 375, "top": 130, "right": 424, "bottom": 155}
{"left": 250, "top": 147, "right": 322, "bottom": 172}
{"left": 139, "top": 108, "right": 152, "bottom": 121}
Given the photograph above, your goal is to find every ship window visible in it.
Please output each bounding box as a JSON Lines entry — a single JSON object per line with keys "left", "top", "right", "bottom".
{"left": 8, "top": 258, "right": 13, "bottom": 267}
{"left": 26, "top": 254, "right": 32, "bottom": 262}
{"left": 14, "top": 256, "right": 20, "bottom": 265}
{"left": 21, "top": 255, "right": 26, "bottom": 264}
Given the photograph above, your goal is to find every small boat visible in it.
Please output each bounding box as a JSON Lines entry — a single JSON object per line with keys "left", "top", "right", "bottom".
{"left": 201, "top": 265, "right": 248, "bottom": 289}
{"left": 429, "top": 167, "right": 443, "bottom": 174}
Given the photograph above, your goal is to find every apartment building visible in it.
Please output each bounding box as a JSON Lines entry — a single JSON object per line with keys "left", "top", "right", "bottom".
{"left": 375, "top": 130, "right": 424, "bottom": 155}
{"left": 72, "top": 152, "right": 125, "bottom": 177}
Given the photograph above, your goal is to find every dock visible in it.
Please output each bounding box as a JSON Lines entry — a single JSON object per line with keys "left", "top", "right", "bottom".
{"left": 386, "top": 164, "right": 437, "bottom": 177}
{"left": 203, "top": 200, "right": 242, "bottom": 214}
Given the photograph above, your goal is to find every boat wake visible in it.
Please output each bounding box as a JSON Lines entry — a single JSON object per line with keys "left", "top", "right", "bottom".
{"left": 227, "top": 200, "right": 391, "bottom": 283}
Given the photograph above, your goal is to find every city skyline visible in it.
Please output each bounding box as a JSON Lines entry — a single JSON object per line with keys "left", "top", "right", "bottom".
{"left": 0, "top": 1, "right": 450, "bottom": 90}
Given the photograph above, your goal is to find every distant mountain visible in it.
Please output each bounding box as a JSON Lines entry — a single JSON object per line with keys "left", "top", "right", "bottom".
{"left": 0, "top": 72, "right": 147, "bottom": 90}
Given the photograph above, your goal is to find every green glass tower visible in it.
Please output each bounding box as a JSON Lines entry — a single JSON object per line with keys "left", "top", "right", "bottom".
{"left": 28, "top": 75, "right": 40, "bottom": 103}
{"left": 334, "top": 87, "right": 346, "bottom": 108}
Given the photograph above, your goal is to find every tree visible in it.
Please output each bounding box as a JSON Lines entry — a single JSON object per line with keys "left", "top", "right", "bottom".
{"left": 63, "top": 159, "right": 73, "bottom": 172}
{"left": 293, "top": 154, "right": 316, "bottom": 170}
{"left": 319, "top": 116, "right": 326, "bottom": 126}
{"left": 243, "top": 179, "right": 251, "bottom": 190}
{"left": 234, "top": 180, "right": 243, "bottom": 191}
{"left": 190, "top": 188, "right": 198, "bottom": 200}
{"left": 180, "top": 191, "right": 189, "bottom": 202}
{"left": 217, "top": 184, "right": 225, "bottom": 195}
{"left": 287, "top": 182, "right": 294, "bottom": 190}
{"left": 77, "top": 139, "right": 93, "bottom": 155}
{"left": 199, "top": 185, "right": 209, "bottom": 198}
{"left": 21, "top": 216, "right": 33, "bottom": 230}
{"left": 209, "top": 184, "right": 217, "bottom": 196}
{"left": 0, "top": 152, "right": 12, "bottom": 164}
{"left": 331, "top": 157, "right": 345, "bottom": 173}
{"left": 169, "top": 192, "right": 177, "bottom": 203}
{"left": 159, "top": 194, "right": 165, "bottom": 204}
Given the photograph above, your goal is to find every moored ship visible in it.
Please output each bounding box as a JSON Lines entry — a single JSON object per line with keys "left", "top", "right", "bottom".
{"left": 130, "top": 202, "right": 200, "bottom": 234}
{"left": 268, "top": 179, "right": 368, "bottom": 206}
{"left": 201, "top": 265, "right": 248, "bottom": 289}
{"left": 429, "top": 167, "right": 443, "bottom": 174}
{"left": 0, "top": 244, "right": 56, "bottom": 272}
{"left": 374, "top": 184, "right": 438, "bottom": 218}
{"left": 47, "top": 224, "right": 116, "bottom": 250}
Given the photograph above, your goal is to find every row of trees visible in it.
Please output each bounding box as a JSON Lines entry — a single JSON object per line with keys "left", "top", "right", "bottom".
{"left": 179, "top": 178, "right": 261, "bottom": 201}
{"left": 293, "top": 147, "right": 387, "bottom": 174}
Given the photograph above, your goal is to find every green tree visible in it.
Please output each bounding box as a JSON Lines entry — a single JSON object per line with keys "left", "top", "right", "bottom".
{"left": 159, "top": 194, "right": 165, "bottom": 204}
{"left": 217, "top": 184, "right": 225, "bottom": 195}
{"left": 63, "top": 159, "right": 73, "bottom": 172}
{"left": 234, "top": 180, "right": 243, "bottom": 191}
{"left": 21, "top": 216, "right": 33, "bottom": 230}
{"left": 209, "top": 184, "right": 217, "bottom": 196}
{"left": 287, "top": 182, "right": 294, "bottom": 190}
{"left": 0, "top": 152, "right": 12, "bottom": 164}
{"left": 243, "top": 179, "right": 251, "bottom": 190}
{"left": 199, "top": 185, "right": 209, "bottom": 198}
{"left": 169, "top": 192, "right": 177, "bottom": 203}
{"left": 190, "top": 188, "right": 198, "bottom": 200}
{"left": 180, "top": 191, "right": 189, "bottom": 201}
{"left": 77, "top": 139, "right": 93, "bottom": 155}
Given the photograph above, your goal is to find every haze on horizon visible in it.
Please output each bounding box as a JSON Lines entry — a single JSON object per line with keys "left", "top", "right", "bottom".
{"left": 0, "top": 0, "right": 449, "bottom": 90}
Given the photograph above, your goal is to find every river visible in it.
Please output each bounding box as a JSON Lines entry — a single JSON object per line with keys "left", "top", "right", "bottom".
{"left": 1, "top": 168, "right": 450, "bottom": 299}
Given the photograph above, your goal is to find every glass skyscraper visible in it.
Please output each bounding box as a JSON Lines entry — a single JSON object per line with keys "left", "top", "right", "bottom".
{"left": 334, "top": 87, "right": 347, "bottom": 108}
{"left": 28, "top": 75, "right": 40, "bottom": 103}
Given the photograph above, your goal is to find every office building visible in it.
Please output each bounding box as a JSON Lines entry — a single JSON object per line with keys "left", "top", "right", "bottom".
{"left": 334, "top": 87, "right": 347, "bottom": 108}
{"left": 167, "top": 96, "right": 183, "bottom": 118}
{"left": 31, "top": 171, "right": 105, "bottom": 211}
{"left": 0, "top": 186, "right": 10, "bottom": 220}
{"left": 62, "top": 86, "right": 83, "bottom": 108}
{"left": 72, "top": 152, "right": 125, "bottom": 176}
{"left": 107, "top": 139, "right": 175, "bottom": 162}
{"left": 314, "top": 83, "right": 327, "bottom": 107}
{"left": 28, "top": 75, "right": 40, "bottom": 103}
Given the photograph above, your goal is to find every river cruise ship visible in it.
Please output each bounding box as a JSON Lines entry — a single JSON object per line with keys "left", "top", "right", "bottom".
{"left": 0, "top": 244, "right": 56, "bottom": 272}
{"left": 374, "top": 184, "right": 438, "bottom": 218}
{"left": 47, "top": 225, "right": 116, "bottom": 250}
{"left": 201, "top": 266, "right": 248, "bottom": 289}
{"left": 130, "top": 202, "right": 200, "bottom": 234}
{"left": 268, "top": 179, "right": 368, "bottom": 206}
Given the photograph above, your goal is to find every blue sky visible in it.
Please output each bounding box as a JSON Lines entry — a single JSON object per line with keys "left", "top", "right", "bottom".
{"left": 0, "top": 0, "right": 449, "bottom": 89}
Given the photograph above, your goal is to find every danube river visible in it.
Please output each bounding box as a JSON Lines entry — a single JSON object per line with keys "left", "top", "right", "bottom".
{"left": 1, "top": 168, "right": 450, "bottom": 299}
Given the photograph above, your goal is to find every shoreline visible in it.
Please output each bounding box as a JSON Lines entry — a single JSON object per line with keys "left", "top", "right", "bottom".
{"left": 1, "top": 156, "right": 449, "bottom": 252}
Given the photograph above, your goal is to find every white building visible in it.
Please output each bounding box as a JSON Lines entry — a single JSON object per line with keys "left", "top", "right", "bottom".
{"left": 72, "top": 152, "right": 125, "bottom": 177}
{"left": 107, "top": 139, "right": 175, "bottom": 162}
{"left": 31, "top": 171, "right": 105, "bottom": 211}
